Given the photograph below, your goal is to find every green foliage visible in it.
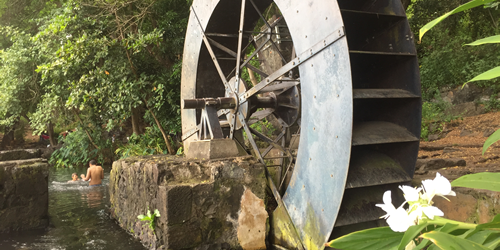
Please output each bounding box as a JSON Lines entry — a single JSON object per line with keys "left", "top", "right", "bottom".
{"left": 419, "top": 0, "right": 497, "bottom": 41}
{"left": 0, "top": 0, "right": 189, "bottom": 162}
{"left": 327, "top": 173, "right": 500, "bottom": 250}
{"left": 421, "top": 101, "right": 461, "bottom": 140}
{"left": 0, "top": 27, "right": 41, "bottom": 128}
{"left": 416, "top": 0, "right": 500, "bottom": 155}
{"left": 483, "top": 128, "right": 500, "bottom": 154}
{"left": 250, "top": 118, "right": 276, "bottom": 138}
{"left": 115, "top": 126, "right": 168, "bottom": 159}
{"left": 137, "top": 207, "right": 160, "bottom": 232}
{"left": 466, "top": 34, "right": 500, "bottom": 45}
{"left": 408, "top": 0, "right": 500, "bottom": 100}
{"left": 451, "top": 172, "right": 500, "bottom": 190}
{"left": 326, "top": 226, "right": 403, "bottom": 250}
{"left": 176, "top": 146, "right": 184, "bottom": 156}
{"left": 467, "top": 66, "right": 500, "bottom": 85}
{"left": 421, "top": 231, "right": 491, "bottom": 250}
{"left": 49, "top": 128, "right": 112, "bottom": 168}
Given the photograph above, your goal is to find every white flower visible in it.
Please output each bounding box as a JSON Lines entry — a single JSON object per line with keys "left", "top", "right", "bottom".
{"left": 387, "top": 207, "right": 415, "bottom": 232}
{"left": 376, "top": 173, "right": 452, "bottom": 232}
{"left": 422, "top": 173, "right": 456, "bottom": 201}
{"left": 399, "top": 185, "right": 421, "bottom": 202}
{"left": 376, "top": 191, "right": 416, "bottom": 232}
{"left": 409, "top": 205, "right": 444, "bottom": 221}
{"left": 376, "top": 191, "right": 396, "bottom": 219}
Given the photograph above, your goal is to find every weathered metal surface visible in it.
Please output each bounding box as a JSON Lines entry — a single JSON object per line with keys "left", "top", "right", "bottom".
{"left": 334, "top": 184, "right": 405, "bottom": 227}
{"left": 239, "top": 26, "right": 346, "bottom": 104}
{"left": 273, "top": 2, "right": 352, "bottom": 249}
{"left": 352, "top": 121, "right": 418, "bottom": 146}
{"left": 353, "top": 89, "right": 419, "bottom": 99}
{"left": 337, "top": 0, "right": 406, "bottom": 16}
{"left": 345, "top": 150, "right": 411, "bottom": 189}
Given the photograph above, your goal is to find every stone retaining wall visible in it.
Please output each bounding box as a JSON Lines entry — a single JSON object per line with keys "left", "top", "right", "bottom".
{"left": 434, "top": 187, "right": 500, "bottom": 224}
{"left": 0, "top": 149, "right": 41, "bottom": 162}
{"left": 0, "top": 159, "right": 49, "bottom": 233}
{"left": 109, "top": 155, "right": 268, "bottom": 250}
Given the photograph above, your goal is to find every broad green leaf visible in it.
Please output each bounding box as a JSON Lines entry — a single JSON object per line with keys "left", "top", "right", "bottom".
{"left": 458, "top": 215, "right": 500, "bottom": 240}
{"left": 137, "top": 215, "right": 145, "bottom": 220}
{"left": 464, "top": 66, "right": 500, "bottom": 86}
{"left": 398, "top": 222, "right": 429, "bottom": 250}
{"left": 484, "top": 234, "right": 500, "bottom": 249}
{"left": 421, "top": 231, "right": 490, "bottom": 250}
{"left": 154, "top": 209, "right": 160, "bottom": 217}
{"left": 466, "top": 230, "right": 500, "bottom": 245}
{"left": 419, "top": 0, "right": 496, "bottom": 41}
{"left": 326, "top": 226, "right": 403, "bottom": 250}
{"left": 466, "top": 35, "right": 500, "bottom": 46}
{"left": 482, "top": 128, "right": 500, "bottom": 155}
{"left": 459, "top": 229, "right": 477, "bottom": 239}
{"left": 451, "top": 172, "right": 500, "bottom": 191}
{"left": 415, "top": 224, "right": 461, "bottom": 250}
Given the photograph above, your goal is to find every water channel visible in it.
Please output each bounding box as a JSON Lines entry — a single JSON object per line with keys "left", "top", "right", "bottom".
{"left": 0, "top": 166, "right": 145, "bottom": 250}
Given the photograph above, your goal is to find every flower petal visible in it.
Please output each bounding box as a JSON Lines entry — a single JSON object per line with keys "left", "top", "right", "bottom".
{"left": 433, "top": 173, "right": 453, "bottom": 196}
{"left": 387, "top": 207, "right": 415, "bottom": 232}
{"left": 399, "top": 185, "right": 420, "bottom": 202}
{"left": 383, "top": 190, "right": 392, "bottom": 205}
{"left": 421, "top": 206, "right": 444, "bottom": 220}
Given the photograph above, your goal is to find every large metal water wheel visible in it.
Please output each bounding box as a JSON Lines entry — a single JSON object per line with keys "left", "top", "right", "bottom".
{"left": 181, "top": 0, "right": 421, "bottom": 249}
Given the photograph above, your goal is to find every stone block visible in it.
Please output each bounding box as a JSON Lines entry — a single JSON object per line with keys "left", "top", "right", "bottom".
{"left": 0, "top": 149, "right": 41, "bottom": 161}
{"left": 416, "top": 158, "right": 466, "bottom": 171}
{"left": 185, "top": 139, "right": 240, "bottom": 160}
{"left": 158, "top": 185, "right": 193, "bottom": 225}
{"left": 0, "top": 159, "right": 49, "bottom": 233}
{"left": 109, "top": 155, "right": 267, "bottom": 249}
{"left": 478, "top": 199, "right": 493, "bottom": 224}
{"left": 434, "top": 193, "right": 477, "bottom": 223}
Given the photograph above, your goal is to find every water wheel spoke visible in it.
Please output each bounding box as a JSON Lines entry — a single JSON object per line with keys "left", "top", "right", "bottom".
{"left": 248, "top": 0, "right": 287, "bottom": 64}
{"left": 261, "top": 127, "right": 286, "bottom": 158}
{"left": 191, "top": 6, "right": 233, "bottom": 92}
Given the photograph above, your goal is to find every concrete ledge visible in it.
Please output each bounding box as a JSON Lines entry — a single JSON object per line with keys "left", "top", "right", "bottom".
{"left": 0, "top": 149, "right": 41, "bottom": 162}
{"left": 109, "top": 155, "right": 268, "bottom": 250}
{"left": 185, "top": 139, "right": 240, "bottom": 160}
{"left": 0, "top": 159, "right": 49, "bottom": 233}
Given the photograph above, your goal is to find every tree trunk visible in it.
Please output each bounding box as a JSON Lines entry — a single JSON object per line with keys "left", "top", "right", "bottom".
{"left": 247, "top": 68, "right": 258, "bottom": 86}
{"left": 47, "top": 122, "right": 57, "bottom": 147}
{"left": 131, "top": 106, "right": 142, "bottom": 135}
{"left": 145, "top": 104, "right": 175, "bottom": 155}
{"left": 72, "top": 109, "right": 99, "bottom": 150}
{"left": 0, "top": 127, "right": 14, "bottom": 149}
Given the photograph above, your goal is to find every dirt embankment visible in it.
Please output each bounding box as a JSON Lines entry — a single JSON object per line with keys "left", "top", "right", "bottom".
{"left": 417, "top": 111, "right": 500, "bottom": 181}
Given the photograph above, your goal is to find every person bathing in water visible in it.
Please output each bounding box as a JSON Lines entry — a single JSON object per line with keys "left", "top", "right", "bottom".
{"left": 67, "top": 173, "right": 80, "bottom": 182}
{"left": 81, "top": 160, "right": 104, "bottom": 187}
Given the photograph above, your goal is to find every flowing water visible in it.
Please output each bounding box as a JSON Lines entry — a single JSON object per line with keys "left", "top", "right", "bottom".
{"left": 0, "top": 167, "right": 145, "bottom": 250}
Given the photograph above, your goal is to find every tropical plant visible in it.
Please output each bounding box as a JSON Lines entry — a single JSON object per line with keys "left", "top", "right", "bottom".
{"left": 137, "top": 207, "right": 161, "bottom": 232}
{"left": 326, "top": 172, "right": 500, "bottom": 250}
{"left": 115, "top": 126, "right": 170, "bottom": 159}
{"left": 50, "top": 128, "right": 112, "bottom": 168}
{"left": 421, "top": 101, "right": 462, "bottom": 140}
{"left": 418, "top": 0, "right": 500, "bottom": 153}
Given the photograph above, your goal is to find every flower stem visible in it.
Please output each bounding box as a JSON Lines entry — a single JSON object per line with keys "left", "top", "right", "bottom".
{"left": 424, "top": 217, "right": 476, "bottom": 230}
